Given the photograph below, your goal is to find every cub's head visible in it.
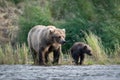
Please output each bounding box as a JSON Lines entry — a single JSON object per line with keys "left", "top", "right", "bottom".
{"left": 49, "top": 27, "right": 66, "bottom": 44}
{"left": 82, "top": 44, "right": 92, "bottom": 56}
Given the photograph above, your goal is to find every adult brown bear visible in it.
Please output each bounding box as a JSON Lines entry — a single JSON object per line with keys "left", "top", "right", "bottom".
{"left": 70, "top": 42, "right": 92, "bottom": 65}
{"left": 27, "top": 25, "right": 66, "bottom": 65}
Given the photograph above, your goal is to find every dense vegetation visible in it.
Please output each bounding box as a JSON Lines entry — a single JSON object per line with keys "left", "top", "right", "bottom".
{"left": 17, "top": 0, "right": 120, "bottom": 51}
{"left": 0, "top": 0, "right": 120, "bottom": 64}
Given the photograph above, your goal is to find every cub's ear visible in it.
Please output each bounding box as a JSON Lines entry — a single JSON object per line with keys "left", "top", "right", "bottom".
{"left": 49, "top": 28, "right": 55, "bottom": 34}
{"left": 62, "top": 29, "right": 65, "bottom": 32}
{"left": 83, "top": 45, "right": 87, "bottom": 49}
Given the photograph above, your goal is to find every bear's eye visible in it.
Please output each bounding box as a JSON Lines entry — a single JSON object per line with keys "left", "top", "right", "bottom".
{"left": 58, "top": 36, "right": 61, "bottom": 38}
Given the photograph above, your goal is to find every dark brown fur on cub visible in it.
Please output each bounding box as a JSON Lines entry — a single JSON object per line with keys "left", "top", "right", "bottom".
{"left": 70, "top": 42, "right": 92, "bottom": 65}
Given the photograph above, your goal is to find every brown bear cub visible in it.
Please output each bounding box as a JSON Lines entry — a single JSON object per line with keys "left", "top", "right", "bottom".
{"left": 70, "top": 42, "right": 92, "bottom": 65}
{"left": 27, "top": 25, "right": 66, "bottom": 65}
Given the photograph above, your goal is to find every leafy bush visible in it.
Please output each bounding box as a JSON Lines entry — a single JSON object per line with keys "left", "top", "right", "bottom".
{"left": 18, "top": 5, "right": 52, "bottom": 44}
{"left": 12, "top": 0, "right": 25, "bottom": 4}
{"left": 57, "top": 18, "right": 89, "bottom": 51}
{"left": 17, "top": 0, "right": 120, "bottom": 52}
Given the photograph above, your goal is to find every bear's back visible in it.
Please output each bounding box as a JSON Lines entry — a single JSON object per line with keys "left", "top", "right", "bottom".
{"left": 70, "top": 42, "right": 87, "bottom": 54}
{"left": 27, "top": 25, "right": 47, "bottom": 52}
{"left": 72, "top": 42, "right": 85, "bottom": 50}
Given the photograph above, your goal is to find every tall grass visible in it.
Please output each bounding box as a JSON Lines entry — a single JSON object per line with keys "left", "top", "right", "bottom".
{"left": 60, "top": 31, "right": 120, "bottom": 65}
{"left": 83, "top": 31, "right": 120, "bottom": 65}
{"left": 107, "top": 44, "right": 120, "bottom": 64}
{"left": 0, "top": 43, "right": 31, "bottom": 64}
{"left": 83, "top": 31, "right": 108, "bottom": 64}
{"left": 0, "top": 32, "right": 119, "bottom": 65}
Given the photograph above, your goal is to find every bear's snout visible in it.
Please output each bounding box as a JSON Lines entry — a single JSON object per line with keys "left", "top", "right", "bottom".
{"left": 60, "top": 40, "right": 66, "bottom": 44}
{"left": 87, "top": 52, "right": 92, "bottom": 56}
{"left": 88, "top": 53, "right": 92, "bottom": 56}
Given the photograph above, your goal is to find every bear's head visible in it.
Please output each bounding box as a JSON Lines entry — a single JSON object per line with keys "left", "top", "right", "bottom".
{"left": 81, "top": 45, "right": 92, "bottom": 56}
{"left": 49, "top": 26, "right": 66, "bottom": 44}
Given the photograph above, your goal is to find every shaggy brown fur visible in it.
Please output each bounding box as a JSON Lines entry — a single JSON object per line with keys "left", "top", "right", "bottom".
{"left": 70, "top": 42, "right": 92, "bottom": 65}
{"left": 27, "top": 25, "right": 66, "bottom": 65}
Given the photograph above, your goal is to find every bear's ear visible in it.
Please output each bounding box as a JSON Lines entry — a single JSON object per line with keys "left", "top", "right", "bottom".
{"left": 83, "top": 45, "right": 87, "bottom": 50}
{"left": 49, "top": 28, "right": 55, "bottom": 34}
{"left": 62, "top": 29, "right": 65, "bottom": 32}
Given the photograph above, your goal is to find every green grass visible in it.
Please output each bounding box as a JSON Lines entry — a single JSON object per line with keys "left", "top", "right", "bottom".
{"left": 0, "top": 43, "right": 32, "bottom": 64}
{"left": 0, "top": 32, "right": 120, "bottom": 65}
{"left": 83, "top": 31, "right": 108, "bottom": 64}
{"left": 82, "top": 31, "right": 120, "bottom": 65}
{"left": 60, "top": 31, "right": 120, "bottom": 65}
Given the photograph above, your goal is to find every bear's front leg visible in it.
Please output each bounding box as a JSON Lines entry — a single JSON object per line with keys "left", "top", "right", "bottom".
{"left": 79, "top": 54, "right": 85, "bottom": 65}
{"left": 53, "top": 48, "right": 60, "bottom": 64}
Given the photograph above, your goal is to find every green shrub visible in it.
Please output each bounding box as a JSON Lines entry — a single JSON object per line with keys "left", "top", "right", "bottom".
{"left": 18, "top": 5, "right": 52, "bottom": 44}
{"left": 12, "top": 0, "right": 25, "bottom": 4}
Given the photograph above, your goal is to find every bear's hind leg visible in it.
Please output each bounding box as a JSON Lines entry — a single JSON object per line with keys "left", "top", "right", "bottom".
{"left": 73, "top": 56, "right": 79, "bottom": 65}
{"left": 72, "top": 52, "right": 79, "bottom": 65}
{"left": 38, "top": 48, "right": 46, "bottom": 65}
{"left": 45, "top": 52, "right": 49, "bottom": 63}
{"left": 38, "top": 52, "right": 45, "bottom": 65}
{"left": 30, "top": 47, "right": 38, "bottom": 65}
